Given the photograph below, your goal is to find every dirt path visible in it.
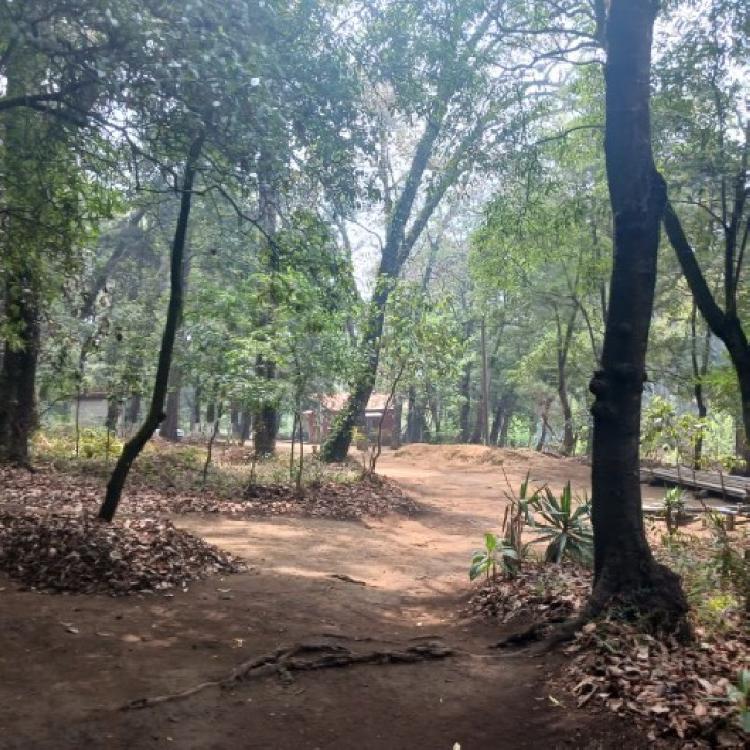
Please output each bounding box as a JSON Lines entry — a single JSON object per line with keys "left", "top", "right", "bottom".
{"left": 0, "top": 447, "right": 647, "bottom": 749}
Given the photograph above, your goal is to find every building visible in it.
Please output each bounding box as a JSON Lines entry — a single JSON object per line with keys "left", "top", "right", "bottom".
{"left": 303, "top": 393, "right": 397, "bottom": 446}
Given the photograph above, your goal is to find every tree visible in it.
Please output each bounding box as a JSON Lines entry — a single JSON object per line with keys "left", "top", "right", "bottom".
{"left": 657, "top": 0, "right": 750, "bottom": 470}
{"left": 319, "top": 0, "right": 565, "bottom": 461}
{"left": 586, "top": 0, "right": 687, "bottom": 629}
{"left": 99, "top": 134, "right": 203, "bottom": 521}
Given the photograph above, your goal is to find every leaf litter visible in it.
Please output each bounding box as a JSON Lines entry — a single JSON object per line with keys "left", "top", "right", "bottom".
{"left": 0, "top": 513, "right": 244, "bottom": 596}
{"left": 468, "top": 562, "right": 748, "bottom": 748}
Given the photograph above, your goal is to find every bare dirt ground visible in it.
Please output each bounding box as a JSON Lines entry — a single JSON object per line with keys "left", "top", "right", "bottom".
{"left": 0, "top": 445, "right": 651, "bottom": 749}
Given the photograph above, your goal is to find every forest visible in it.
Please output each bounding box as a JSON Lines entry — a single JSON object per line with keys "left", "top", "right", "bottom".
{"left": 0, "top": 0, "right": 748, "bottom": 748}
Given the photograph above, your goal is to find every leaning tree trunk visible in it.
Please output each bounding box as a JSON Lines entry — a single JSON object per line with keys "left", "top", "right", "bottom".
{"left": 98, "top": 135, "right": 203, "bottom": 522}
{"left": 587, "top": 0, "right": 687, "bottom": 631}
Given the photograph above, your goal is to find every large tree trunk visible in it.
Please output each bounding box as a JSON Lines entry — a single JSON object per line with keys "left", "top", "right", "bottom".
{"left": 99, "top": 135, "right": 203, "bottom": 522}
{"left": 587, "top": 0, "right": 687, "bottom": 630}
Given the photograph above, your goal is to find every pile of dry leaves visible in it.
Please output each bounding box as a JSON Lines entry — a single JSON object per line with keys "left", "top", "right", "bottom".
{"left": 0, "top": 514, "right": 244, "bottom": 596}
{"left": 239, "top": 476, "right": 420, "bottom": 519}
{"left": 0, "top": 466, "right": 419, "bottom": 521}
{"left": 467, "top": 563, "right": 590, "bottom": 624}
{"left": 563, "top": 620, "right": 748, "bottom": 748}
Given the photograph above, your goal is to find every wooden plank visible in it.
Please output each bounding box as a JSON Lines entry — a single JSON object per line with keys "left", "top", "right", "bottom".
{"left": 640, "top": 465, "right": 750, "bottom": 501}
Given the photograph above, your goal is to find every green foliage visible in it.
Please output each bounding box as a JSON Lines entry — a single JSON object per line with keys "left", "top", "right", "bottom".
{"left": 528, "top": 483, "right": 593, "bottom": 565}
{"left": 727, "top": 670, "right": 750, "bottom": 735}
{"left": 469, "top": 532, "right": 519, "bottom": 582}
{"left": 663, "top": 487, "right": 685, "bottom": 537}
{"left": 33, "top": 428, "right": 122, "bottom": 461}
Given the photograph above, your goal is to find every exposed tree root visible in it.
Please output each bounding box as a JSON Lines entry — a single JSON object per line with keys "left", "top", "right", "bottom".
{"left": 122, "top": 639, "right": 454, "bottom": 711}
{"left": 490, "top": 617, "right": 581, "bottom": 652}
{"left": 491, "top": 562, "right": 692, "bottom": 652}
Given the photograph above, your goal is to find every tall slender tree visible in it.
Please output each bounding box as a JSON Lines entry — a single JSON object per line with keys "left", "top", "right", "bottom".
{"left": 587, "top": 0, "right": 687, "bottom": 628}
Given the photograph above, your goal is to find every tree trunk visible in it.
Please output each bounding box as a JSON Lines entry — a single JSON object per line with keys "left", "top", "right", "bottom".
{"left": 390, "top": 397, "right": 402, "bottom": 449}
{"left": 230, "top": 402, "right": 240, "bottom": 439}
{"left": 489, "top": 401, "right": 503, "bottom": 445}
{"left": 690, "top": 305, "right": 710, "bottom": 469}
{"left": 126, "top": 394, "right": 141, "bottom": 427}
{"left": 252, "top": 158, "right": 279, "bottom": 456}
{"left": 469, "top": 393, "right": 485, "bottom": 445}
{"left": 587, "top": 0, "right": 687, "bottom": 630}
{"left": 192, "top": 385, "right": 201, "bottom": 433}
{"left": 535, "top": 398, "right": 552, "bottom": 452}
{"left": 160, "top": 371, "right": 181, "bottom": 440}
{"left": 253, "top": 402, "right": 277, "bottom": 455}
{"left": 0, "top": 277, "right": 39, "bottom": 466}
{"left": 498, "top": 407, "right": 512, "bottom": 447}
{"left": 730, "top": 350, "right": 750, "bottom": 472}
{"left": 320, "top": 93, "right": 457, "bottom": 462}
{"left": 558, "top": 375, "right": 575, "bottom": 456}
{"left": 105, "top": 398, "right": 120, "bottom": 433}
{"left": 479, "top": 317, "right": 490, "bottom": 445}
{"left": 555, "top": 303, "right": 578, "bottom": 456}
{"left": 458, "top": 360, "right": 472, "bottom": 443}
{"left": 206, "top": 402, "right": 215, "bottom": 424}
{"left": 240, "top": 411, "right": 251, "bottom": 445}
{"left": 0, "top": 57, "right": 42, "bottom": 466}
{"left": 99, "top": 134, "right": 203, "bottom": 522}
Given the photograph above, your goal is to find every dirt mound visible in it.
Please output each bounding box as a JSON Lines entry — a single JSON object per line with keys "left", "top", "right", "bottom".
{"left": 393, "top": 443, "right": 536, "bottom": 466}
{"left": 0, "top": 514, "right": 244, "bottom": 596}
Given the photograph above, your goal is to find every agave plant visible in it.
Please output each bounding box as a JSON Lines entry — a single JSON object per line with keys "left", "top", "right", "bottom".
{"left": 528, "top": 482, "right": 593, "bottom": 565}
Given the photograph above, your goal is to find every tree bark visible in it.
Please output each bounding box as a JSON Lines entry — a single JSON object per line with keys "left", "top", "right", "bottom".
{"left": 489, "top": 402, "right": 503, "bottom": 445}
{"left": 554, "top": 303, "right": 578, "bottom": 456}
{"left": 252, "top": 158, "right": 279, "bottom": 456}
{"left": 0, "top": 276, "right": 39, "bottom": 465}
{"left": 690, "top": 304, "right": 710, "bottom": 469}
{"left": 535, "top": 398, "right": 552, "bottom": 452}
{"left": 239, "top": 411, "right": 251, "bottom": 445}
{"left": 126, "top": 394, "right": 142, "bottom": 426}
{"left": 99, "top": 134, "right": 203, "bottom": 522}
{"left": 587, "top": 0, "right": 687, "bottom": 630}
{"left": 160, "top": 369, "right": 181, "bottom": 440}
{"left": 390, "top": 397, "right": 402, "bottom": 449}
{"left": 498, "top": 407, "right": 512, "bottom": 448}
